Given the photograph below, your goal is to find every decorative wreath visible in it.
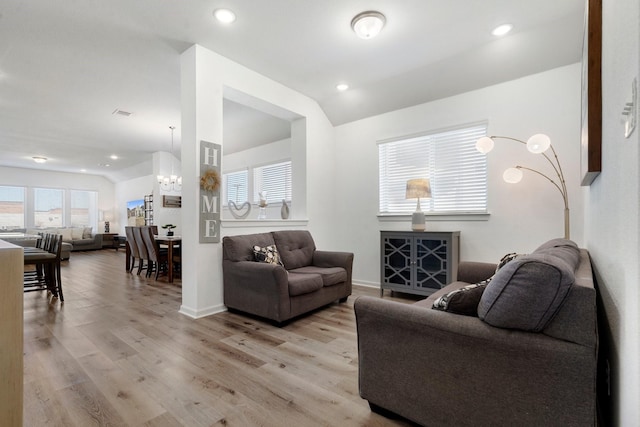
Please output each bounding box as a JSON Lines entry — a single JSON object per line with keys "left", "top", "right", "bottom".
{"left": 200, "top": 169, "right": 221, "bottom": 192}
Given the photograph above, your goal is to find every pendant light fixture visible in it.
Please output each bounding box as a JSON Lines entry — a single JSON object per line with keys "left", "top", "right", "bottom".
{"left": 157, "top": 126, "right": 182, "bottom": 192}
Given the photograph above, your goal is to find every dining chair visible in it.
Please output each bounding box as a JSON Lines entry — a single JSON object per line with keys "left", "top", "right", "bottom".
{"left": 23, "top": 233, "right": 64, "bottom": 301}
{"left": 125, "top": 226, "right": 142, "bottom": 273}
{"left": 141, "top": 226, "right": 168, "bottom": 280}
{"left": 132, "top": 226, "right": 150, "bottom": 276}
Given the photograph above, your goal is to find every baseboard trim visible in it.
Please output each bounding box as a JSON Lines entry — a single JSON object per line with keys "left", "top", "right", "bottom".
{"left": 179, "top": 303, "right": 227, "bottom": 319}
{"left": 353, "top": 280, "right": 380, "bottom": 289}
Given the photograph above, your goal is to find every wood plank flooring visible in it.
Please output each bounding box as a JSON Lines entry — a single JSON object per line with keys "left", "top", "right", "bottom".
{"left": 23, "top": 249, "right": 418, "bottom": 426}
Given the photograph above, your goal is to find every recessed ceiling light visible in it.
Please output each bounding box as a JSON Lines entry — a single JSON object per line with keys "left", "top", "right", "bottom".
{"left": 110, "top": 155, "right": 118, "bottom": 160}
{"left": 32, "top": 156, "right": 47, "bottom": 163}
{"left": 80, "top": 169, "right": 87, "bottom": 173}
{"left": 336, "top": 83, "right": 349, "bottom": 91}
{"left": 492, "top": 24, "right": 513, "bottom": 36}
{"left": 214, "top": 8, "right": 236, "bottom": 24}
{"left": 351, "top": 11, "right": 386, "bottom": 39}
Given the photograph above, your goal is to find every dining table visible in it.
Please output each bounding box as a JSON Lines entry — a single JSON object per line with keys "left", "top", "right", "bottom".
{"left": 155, "top": 235, "right": 181, "bottom": 283}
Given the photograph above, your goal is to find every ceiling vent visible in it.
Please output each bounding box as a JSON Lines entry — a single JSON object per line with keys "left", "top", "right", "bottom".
{"left": 112, "top": 109, "right": 132, "bottom": 117}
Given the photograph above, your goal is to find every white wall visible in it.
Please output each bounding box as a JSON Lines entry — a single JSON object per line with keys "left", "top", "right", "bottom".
{"left": 585, "top": 0, "right": 640, "bottom": 424}
{"left": 0, "top": 166, "right": 115, "bottom": 231}
{"left": 333, "top": 64, "right": 583, "bottom": 286}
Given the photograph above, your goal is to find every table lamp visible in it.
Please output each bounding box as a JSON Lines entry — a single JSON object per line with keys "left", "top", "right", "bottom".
{"left": 406, "top": 178, "right": 431, "bottom": 231}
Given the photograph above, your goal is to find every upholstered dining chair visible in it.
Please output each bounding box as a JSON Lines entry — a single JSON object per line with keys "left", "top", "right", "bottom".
{"left": 132, "top": 226, "right": 150, "bottom": 276}
{"left": 125, "top": 226, "right": 142, "bottom": 273}
{"left": 141, "top": 226, "right": 168, "bottom": 280}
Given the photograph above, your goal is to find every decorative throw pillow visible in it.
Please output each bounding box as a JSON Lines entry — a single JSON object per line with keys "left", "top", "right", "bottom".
{"left": 496, "top": 252, "right": 524, "bottom": 272}
{"left": 83, "top": 227, "right": 93, "bottom": 239}
{"left": 253, "top": 245, "right": 284, "bottom": 267}
{"left": 71, "top": 227, "right": 84, "bottom": 240}
{"left": 432, "top": 280, "right": 490, "bottom": 317}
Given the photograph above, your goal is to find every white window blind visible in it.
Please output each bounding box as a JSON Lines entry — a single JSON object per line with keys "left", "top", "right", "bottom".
{"left": 378, "top": 123, "right": 488, "bottom": 214}
{"left": 253, "top": 160, "right": 292, "bottom": 204}
{"left": 223, "top": 170, "right": 249, "bottom": 205}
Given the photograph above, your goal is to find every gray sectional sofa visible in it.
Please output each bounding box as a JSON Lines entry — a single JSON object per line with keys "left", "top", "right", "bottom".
{"left": 222, "top": 230, "right": 353, "bottom": 324}
{"left": 355, "top": 238, "right": 598, "bottom": 426}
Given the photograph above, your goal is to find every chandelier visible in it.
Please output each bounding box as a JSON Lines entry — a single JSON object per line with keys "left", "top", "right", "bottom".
{"left": 157, "top": 125, "right": 182, "bottom": 192}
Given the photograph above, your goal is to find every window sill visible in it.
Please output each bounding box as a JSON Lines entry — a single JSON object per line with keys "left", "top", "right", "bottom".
{"left": 377, "top": 213, "right": 490, "bottom": 222}
{"left": 222, "top": 219, "right": 309, "bottom": 228}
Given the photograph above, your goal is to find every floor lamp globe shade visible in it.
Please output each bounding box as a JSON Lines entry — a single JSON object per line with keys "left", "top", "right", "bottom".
{"left": 526, "top": 133, "right": 551, "bottom": 153}
{"left": 503, "top": 167, "right": 523, "bottom": 183}
{"left": 412, "top": 211, "right": 426, "bottom": 231}
{"left": 475, "top": 137, "right": 494, "bottom": 154}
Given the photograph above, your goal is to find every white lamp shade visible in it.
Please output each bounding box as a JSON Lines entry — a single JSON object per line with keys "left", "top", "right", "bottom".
{"left": 475, "top": 137, "right": 495, "bottom": 154}
{"left": 503, "top": 167, "right": 523, "bottom": 183}
{"left": 526, "top": 133, "right": 551, "bottom": 153}
{"left": 351, "top": 11, "right": 386, "bottom": 39}
{"left": 406, "top": 179, "right": 432, "bottom": 199}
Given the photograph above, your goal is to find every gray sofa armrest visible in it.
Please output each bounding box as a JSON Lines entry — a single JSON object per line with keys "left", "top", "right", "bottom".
{"left": 457, "top": 261, "right": 496, "bottom": 283}
{"left": 354, "top": 295, "right": 597, "bottom": 426}
{"left": 223, "top": 260, "right": 291, "bottom": 322}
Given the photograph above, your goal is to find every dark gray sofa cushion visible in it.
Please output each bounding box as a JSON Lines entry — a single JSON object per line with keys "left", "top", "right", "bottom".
{"left": 272, "top": 230, "right": 316, "bottom": 269}
{"left": 287, "top": 272, "right": 323, "bottom": 296}
{"left": 288, "top": 266, "right": 347, "bottom": 287}
{"left": 478, "top": 253, "right": 575, "bottom": 331}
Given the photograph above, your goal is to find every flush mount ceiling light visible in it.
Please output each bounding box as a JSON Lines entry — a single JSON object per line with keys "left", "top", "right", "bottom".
{"left": 213, "top": 8, "right": 236, "bottom": 24}
{"left": 492, "top": 24, "right": 513, "bottom": 36}
{"left": 336, "top": 83, "right": 349, "bottom": 91}
{"left": 351, "top": 11, "right": 386, "bottom": 39}
{"left": 32, "top": 156, "right": 47, "bottom": 163}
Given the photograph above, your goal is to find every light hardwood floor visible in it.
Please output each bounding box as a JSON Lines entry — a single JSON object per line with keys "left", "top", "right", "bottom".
{"left": 23, "top": 249, "right": 418, "bottom": 426}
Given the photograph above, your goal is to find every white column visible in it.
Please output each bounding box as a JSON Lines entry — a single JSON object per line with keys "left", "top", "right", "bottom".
{"left": 179, "top": 45, "right": 225, "bottom": 317}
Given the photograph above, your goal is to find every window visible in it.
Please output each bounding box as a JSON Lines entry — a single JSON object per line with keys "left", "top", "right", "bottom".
{"left": 378, "top": 123, "right": 488, "bottom": 214}
{"left": 0, "top": 186, "right": 25, "bottom": 230}
{"left": 253, "top": 160, "right": 292, "bottom": 204}
{"left": 223, "top": 160, "right": 292, "bottom": 211}
{"left": 223, "top": 170, "right": 249, "bottom": 205}
{"left": 70, "top": 190, "right": 97, "bottom": 227}
{"left": 34, "top": 188, "right": 64, "bottom": 227}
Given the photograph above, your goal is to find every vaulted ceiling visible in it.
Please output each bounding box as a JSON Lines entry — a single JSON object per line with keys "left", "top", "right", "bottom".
{"left": 0, "top": 0, "right": 585, "bottom": 181}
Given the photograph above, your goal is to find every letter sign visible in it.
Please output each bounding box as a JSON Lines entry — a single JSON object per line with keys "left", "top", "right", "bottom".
{"left": 199, "top": 141, "right": 221, "bottom": 243}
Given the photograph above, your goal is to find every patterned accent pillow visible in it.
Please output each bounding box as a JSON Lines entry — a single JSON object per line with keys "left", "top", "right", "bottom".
{"left": 253, "top": 245, "right": 284, "bottom": 267}
{"left": 496, "top": 252, "right": 523, "bottom": 272}
{"left": 432, "top": 281, "right": 490, "bottom": 316}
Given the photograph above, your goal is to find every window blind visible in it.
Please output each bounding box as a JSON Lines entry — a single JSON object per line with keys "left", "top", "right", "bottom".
{"left": 253, "top": 160, "right": 292, "bottom": 204}
{"left": 378, "top": 123, "right": 488, "bottom": 214}
{"left": 223, "top": 169, "right": 249, "bottom": 205}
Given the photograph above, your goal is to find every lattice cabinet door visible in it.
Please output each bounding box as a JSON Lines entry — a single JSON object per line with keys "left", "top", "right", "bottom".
{"left": 415, "top": 237, "right": 450, "bottom": 292}
{"left": 381, "top": 236, "right": 413, "bottom": 292}
{"left": 380, "top": 231, "right": 459, "bottom": 297}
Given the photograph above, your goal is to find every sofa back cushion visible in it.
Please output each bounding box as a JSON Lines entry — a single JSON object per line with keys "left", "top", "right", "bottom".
{"left": 272, "top": 230, "right": 316, "bottom": 269}
{"left": 223, "top": 232, "right": 275, "bottom": 262}
{"left": 478, "top": 253, "right": 576, "bottom": 332}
